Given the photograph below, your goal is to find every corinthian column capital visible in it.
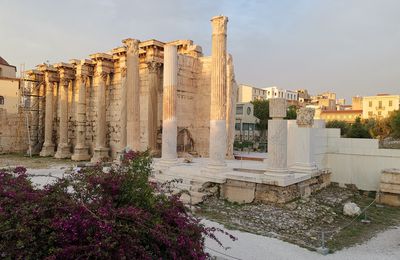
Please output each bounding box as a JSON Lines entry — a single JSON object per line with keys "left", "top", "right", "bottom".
{"left": 122, "top": 38, "right": 140, "bottom": 55}
{"left": 211, "top": 15, "right": 228, "bottom": 35}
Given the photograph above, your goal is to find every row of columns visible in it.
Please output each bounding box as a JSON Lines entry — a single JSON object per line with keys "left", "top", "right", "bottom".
{"left": 33, "top": 15, "right": 232, "bottom": 165}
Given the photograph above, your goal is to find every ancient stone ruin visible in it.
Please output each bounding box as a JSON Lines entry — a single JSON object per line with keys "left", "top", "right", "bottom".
{"left": 23, "top": 16, "right": 237, "bottom": 163}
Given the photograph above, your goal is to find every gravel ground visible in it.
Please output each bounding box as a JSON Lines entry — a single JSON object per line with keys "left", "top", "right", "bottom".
{"left": 204, "top": 219, "right": 400, "bottom": 260}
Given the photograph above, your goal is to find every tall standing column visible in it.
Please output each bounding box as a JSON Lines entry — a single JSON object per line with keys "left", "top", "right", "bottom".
{"left": 208, "top": 15, "right": 229, "bottom": 169}
{"left": 91, "top": 72, "right": 109, "bottom": 162}
{"left": 226, "top": 54, "right": 236, "bottom": 159}
{"left": 123, "top": 38, "right": 141, "bottom": 151}
{"left": 161, "top": 44, "right": 178, "bottom": 163}
{"left": 55, "top": 79, "right": 72, "bottom": 158}
{"left": 147, "top": 61, "right": 161, "bottom": 152}
{"left": 40, "top": 77, "right": 55, "bottom": 156}
{"left": 119, "top": 66, "right": 127, "bottom": 152}
{"left": 72, "top": 75, "right": 90, "bottom": 161}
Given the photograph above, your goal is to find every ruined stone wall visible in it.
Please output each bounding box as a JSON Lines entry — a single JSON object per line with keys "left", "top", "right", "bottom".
{"left": 15, "top": 39, "right": 236, "bottom": 160}
{"left": 0, "top": 109, "right": 28, "bottom": 154}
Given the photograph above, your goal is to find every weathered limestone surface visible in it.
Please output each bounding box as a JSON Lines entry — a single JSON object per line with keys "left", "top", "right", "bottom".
{"left": 208, "top": 15, "right": 228, "bottom": 169}
{"left": 161, "top": 45, "right": 178, "bottom": 163}
{"left": 90, "top": 54, "right": 113, "bottom": 162}
{"left": 377, "top": 169, "right": 400, "bottom": 206}
{"left": 123, "top": 39, "right": 141, "bottom": 151}
{"left": 15, "top": 17, "right": 236, "bottom": 161}
{"left": 0, "top": 109, "right": 28, "bottom": 153}
{"left": 71, "top": 59, "right": 93, "bottom": 161}
{"left": 54, "top": 63, "right": 74, "bottom": 158}
{"left": 266, "top": 98, "right": 288, "bottom": 173}
{"left": 39, "top": 66, "right": 58, "bottom": 157}
{"left": 226, "top": 54, "right": 237, "bottom": 159}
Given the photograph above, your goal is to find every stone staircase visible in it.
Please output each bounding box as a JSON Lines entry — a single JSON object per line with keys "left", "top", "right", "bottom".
{"left": 151, "top": 171, "right": 216, "bottom": 205}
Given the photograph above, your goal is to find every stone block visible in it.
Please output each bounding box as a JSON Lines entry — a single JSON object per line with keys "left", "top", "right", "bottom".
{"left": 269, "top": 98, "right": 287, "bottom": 118}
{"left": 222, "top": 179, "right": 255, "bottom": 204}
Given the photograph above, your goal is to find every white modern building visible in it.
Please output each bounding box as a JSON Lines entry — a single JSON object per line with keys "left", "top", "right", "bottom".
{"left": 237, "top": 84, "right": 299, "bottom": 103}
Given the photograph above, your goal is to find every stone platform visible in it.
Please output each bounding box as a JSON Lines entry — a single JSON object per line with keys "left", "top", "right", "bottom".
{"left": 152, "top": 158, "right": 331, "bottom": 205}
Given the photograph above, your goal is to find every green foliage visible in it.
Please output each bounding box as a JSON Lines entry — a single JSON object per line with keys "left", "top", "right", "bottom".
{"left": 365, "top": 118, "right": 391, "bottom": 139}
{"left": 347, "top": 117, "right": 371, "bottom": 138}
{"left": 285, "top": 105, "right": 297, "bottom": 119}
{"left": 234, "top": 140, "right": 254, "bottom": 151}
{"left": 251, "top": 99, "right": 270, "bottom": 140}
{"left": 389, "top": 110, "right": 400, "bottom": 138}
{"left": 326, "top": 120, "right": 350, "bottom": 136}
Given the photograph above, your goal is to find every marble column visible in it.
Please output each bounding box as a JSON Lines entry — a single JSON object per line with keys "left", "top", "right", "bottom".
{"left": 91, "top": 72, "right": 109, "bottom": 162}
{"left": 123, "top": 38, "right": 141, "bottom": 151}
{"left": 29, "top": 81, "right": 40, "bottom": 154}
{"left": 265, "top": 98, "right": 289, "bottom": 173}
{"left": 40, "top": 77, "right": 55, "bottom": 156}
{"left": 208, "top": 15, "right": 228, "bottom": 169}
{"left": 161, "top": 44, "right": 178, "bottom": 163}
{"left": 289, "top": 107, "right": 318, "bottom": 174}
{"left": 226, "top": 54, "right": 236, "bottom": 159}
{"left": 71, "top": 75, "right": 90, "bottom": 161}
{"left": 147, "top": 61, "right": 161, "bottom": 152}
{"left": 55, "top": 79, "right": 71, "bottom": 158}
{"left": 119, "top": 66, "right": 127, "bottom": 152}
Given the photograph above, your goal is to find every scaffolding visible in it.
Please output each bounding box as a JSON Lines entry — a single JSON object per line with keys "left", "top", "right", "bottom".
{"left": 19, "top": 64, "right": 43, "bottom": 157}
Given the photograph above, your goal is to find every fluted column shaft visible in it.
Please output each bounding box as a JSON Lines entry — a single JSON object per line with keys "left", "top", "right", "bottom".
{"left": 119, "top": 67, "right": 127, "bottom": 151}
{"left": 72, "top": 75, "right": 90, "bottom": 161}
{"left": 226, "top": 54, "right": 235, "bottom": 159}
{"left": 161, "top": 45, "right": 178, "bottom": 161}
{"left": 209, "top": 16, "right": 228, "bottom": 167}
{"left": 124, "top": 38, "right": 141, "bottom": 151}
{"left": 30, "top": 82, "right": 39, "bottom": 149}
{"left": 55, "top": 79, "right": 71, "bottom": 158}
{"left": 40, "top": 79, "right": 55, "bottom": 156}
{"left": 96, "top": 73, "right": 107, "bottom": 148}
{"left": 148, "top": 61, "right": 161, "bottom": 152}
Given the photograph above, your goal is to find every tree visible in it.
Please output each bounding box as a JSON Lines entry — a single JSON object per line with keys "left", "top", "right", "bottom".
{"left": 251, "top": 99, "right": 270, "bottom": 141}
{"left": 347, "top": 117, "right": 371, "bottom": 138}
{"left": 365, "top": 118, "right": 391, "bottom": 140}
{"left": 285, "top": 105, "right": 297, "bottom": 120}
{"left": 389, "top": 110, "right": 400, "bottom": 138}
{"left": 326, "top": 120, "right": 350, "bottom": 136}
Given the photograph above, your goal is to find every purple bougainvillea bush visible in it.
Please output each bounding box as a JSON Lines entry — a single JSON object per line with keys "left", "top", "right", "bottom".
{"left": 0, "top": 151, "right": 232, "bottom": 259}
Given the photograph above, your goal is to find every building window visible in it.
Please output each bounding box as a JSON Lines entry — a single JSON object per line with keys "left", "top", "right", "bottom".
{"left": 247, "top": 107, "right": 251, "bottom": 115}
{"left": 369, "top": 101, "right": 372, "bottom": 107}
{"left": 378, "top": 101, "right": 383, "bottom": 109}
{"left": 0, "top": 68, "right": 2, "bottom": 77}
{"left": 235, "top": 123, "right": 241, "bottom": 130}
{"left": 368, "top": 111, "right": 373, "bottom": 117}
{"left": 378, "top": 111, "right": 382, "bottom": 116}
{"left": 242, "top": 123, "right": 249, "bottom": 130}
{"left": 0, "top": 96, "right": 4, "bottom": 105}
{"left": 389, "top": 100, "right": 393, "bottom": 107}
{"left": 236, "top": 105, "right": 243, "bottom": 115}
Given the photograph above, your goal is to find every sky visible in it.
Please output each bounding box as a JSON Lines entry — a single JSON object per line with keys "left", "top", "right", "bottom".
{"left": 1, "top": 0, "right": 400, "bottom": 102}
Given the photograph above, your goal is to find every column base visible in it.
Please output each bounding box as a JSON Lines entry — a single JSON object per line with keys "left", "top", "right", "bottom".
{"left": 39, "top": 143, "right": 55, "bottom": 157}
{"left": 290, "top": 162, "right": 318, "bottom": 175}
{"left": 71, "top": 147, "right": 91, "bottom": 161}
{"left": 155, "top": 158, "right": 179, "bottom": 171}
{"left": 55, "top": 143, "right": 72, "bottom": 159}
{"left": 205, "top": 160, "right": 229, "bottom": 173}
{"left": 91, "top": 147, "right": 110, "bottom": 163}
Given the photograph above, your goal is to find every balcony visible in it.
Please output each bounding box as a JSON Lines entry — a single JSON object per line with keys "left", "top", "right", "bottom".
{"left": 375, "top": 106, "right": 385, "bottom": 110}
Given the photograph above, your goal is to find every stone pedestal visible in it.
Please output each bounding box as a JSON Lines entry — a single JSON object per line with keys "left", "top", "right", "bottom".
{"left": 160, "top": 44, "right": 178, "bottom": 167}
{"left": 289, "top": 107, "right": 318, "bottom": 174}
{"left": 265, "top": 98, "right": 290, "bottom": 175}
{"left": 72, "top": 72, "right": 90, "bottom": 161}
{"left": 55, "top": 79, "right": 71, "bottom": 159}
{"left": 123, "top": 38, "right": 141, "bottom": 151}
{"left": 40, "top": 79, "right": 55, "bottom": 157}
{"left": 208, "top": 15, "right": 229, "bottom": 170}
